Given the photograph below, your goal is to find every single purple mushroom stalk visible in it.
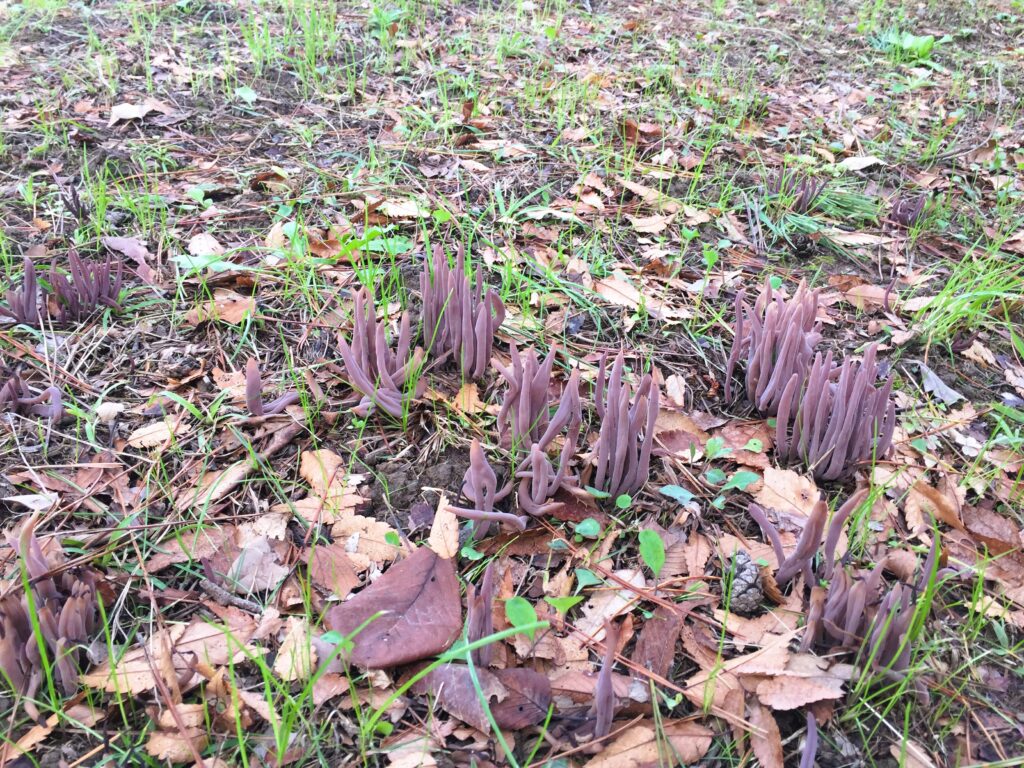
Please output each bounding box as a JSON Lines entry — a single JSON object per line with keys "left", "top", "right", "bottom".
{"left": 0, "top": 516, "right": 100, "bottom": 719}
{"left": 0, "top": 256, "right": 40, "bottom": 326}
{"left": 0, "top": 370, "right": 65, "bottom": 422}
{"left": 337, "top": 286, "right": 425, "bottom": 419}
{"left": 48, "top": 251, "right": 123, "bottom": 323}
{"left": 725, "top": 278, "right": 822, "bottom": 415}
{"left": 590, "top": 619, "right": 620, "bottom": 741}
{"left": 775, "top": 344, "right": 895, "bottom": 481}
{"left": 244, "top": 358, "right": 301, "bottom": 417}
{"left": 420, "top": 243, "right": 505, "bottom": 380}
{"left": 448, "top": 439, "right": 525, "bottom": 537}
{"left": 591, "top": 351, "right": 658, "bottom": 499}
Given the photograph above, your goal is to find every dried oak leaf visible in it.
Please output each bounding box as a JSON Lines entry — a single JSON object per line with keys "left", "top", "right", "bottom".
{"left": 324, "top": 546, "right": 462, "bottom": 669}
{"left": 583, "top": 720, "right": 713, "bottom": 767}
{"left": 145, "top": 729, "right": 208, "bottom": 763}
{"left": 632, "top": 604, "right": 684, "bottom": 679}
{"left": 754, "top": 654, "right": 853, "bottom": 710}
{"left": 749, "top": 702, "right": 785, "bottom": 768}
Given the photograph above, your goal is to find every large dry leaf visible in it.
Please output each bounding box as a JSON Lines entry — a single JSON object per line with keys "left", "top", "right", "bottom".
{"left": 593, "top": 270, "right": 690, "bottom": 321}
{"left": 300, "top": 449, "right": 346, "bottom": 498}
{"left": 0, "top": 703, "right": 102, "bottom": 766}
{"left": 413, "top": 664, "right": 509, "bottom": 732}
{"left": 749, "top": 702, "right": 784, "bottom": 768}
{"left": 583, "top": 720, "right": 713, "bottom": 767}
{"left": 179, "top": 460, "right": 254, "bottom": 512}
{"left": 964, "top": 505, "right": 1021, "bottom": 555}
{"left": 325, "top": 547, "right": 462, "bottom": 668}
{"left": 274, "top": 617, "right": 316, "bottom": 681}
{"left": 127, "top": 417, "right": 193, "bottom": 449}
{"left": 576, "top": 568, "right": 645, "bottom": 642}
{"left": 82, "top": 626, "right": 187, "bottom": 695}
{"left": 145, "top": 729, "right": 208, "bottom": 763}
{"left": 331, "top": 514, "right": 406, "bottom": 571}
{"left": 490, "top": 668, "right": 553, "bottom": 730}
{"left": 225, "top": 537, "right": 290, "bottom": 593}
{"left": 428, "top": 493, "right": 459, "bottom": 559}
{"left": 185, "top": 289, "right": 256, "bottom": 325}
{"left": 905, "top": 481, "right": 965, "bottom": 534}
{"left": 307, "top": 541, "right": 361, "bottom": 598}
{"left": 754, "top": 467, "right": 819, "bottom": 521}
{"left": 83, "top": 610, "right": 258, "bottom": 695}
{"left": 632, "top": 604, "right": 684, "bottom": 679}
{"left": 754, "top": 654, "right": 853, "bottom": 710}
{"left": 614, "top": 176, "right": 681, "bottom": 213}
{"left": 146, "top": 525, "right": 236, "bottom": 572}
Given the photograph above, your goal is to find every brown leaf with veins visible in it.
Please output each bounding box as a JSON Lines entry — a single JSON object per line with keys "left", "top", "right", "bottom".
{"left": 413, "top": 664, "right": 551, "bottom": 732}
{"left": 632, "top": 604, "right": 683, "bottom": 679}
{"left": 184, "top": 289, "right": 255, "bottom": 325}
{"left": 754, "top": 467, "right": 819, "bottom": 521}
{"left": 490, "top": 668, "right": 552, "bottom": 729}
{"left": 325, "top": 546, "right": 462, "bottom": 668}
{"left": 583, "top": 720, "right": 712, "bottom": 767}
{"left": 749, "top": 702, "right": 784, "bottom": 768}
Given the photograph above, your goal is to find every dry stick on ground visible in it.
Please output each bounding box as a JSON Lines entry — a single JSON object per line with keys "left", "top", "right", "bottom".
{"left": 725, "top": 279, "right": 821, "bottom": 416}
{"left": 775, "top": 344, "right": 896, "bottom": 481}
{"left": 592, "top": 352, "right": 658, "bottom": 499}
{"left": 337, "top": 286, "right": 425, "bottom": 419}
{"left": 420, "top": 243, "right": 505, "bottom": 380}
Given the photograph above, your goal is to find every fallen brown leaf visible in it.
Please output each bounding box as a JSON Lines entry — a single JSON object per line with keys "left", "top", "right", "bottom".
{"left": 325, "top": 546, "right": 462, "bottom": 668}
{"left": 583, "top": 720, "right": 712, "bottom": 767}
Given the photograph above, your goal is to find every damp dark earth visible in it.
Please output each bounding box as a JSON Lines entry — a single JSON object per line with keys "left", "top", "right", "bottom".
{"left": 1, "top": 0, "right": 1023, "bottom": 766}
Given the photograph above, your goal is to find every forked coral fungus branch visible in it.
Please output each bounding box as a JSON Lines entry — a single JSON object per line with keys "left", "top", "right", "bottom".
{"left": 592, "top": 351, "right": 658, "bottom": 499}
{"left": 420, "top": 244, "right": 505, "bottom": 380}
{"left": 337, "top": 286, "right": 425, "bottom": 418}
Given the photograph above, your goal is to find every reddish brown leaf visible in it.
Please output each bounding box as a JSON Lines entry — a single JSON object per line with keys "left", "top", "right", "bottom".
{"left": 490, "top": 668, "right": 552, "bottom": 729}
{"left": 632, "top": 604, "right": 683, "bottom": 679}
{"left": 325, "top": 547, "right": 462, "bottom": 668}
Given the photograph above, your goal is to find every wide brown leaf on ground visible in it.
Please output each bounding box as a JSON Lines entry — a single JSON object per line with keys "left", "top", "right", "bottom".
{"left": 324, "top": 546, "right": 462, "bottom": 669}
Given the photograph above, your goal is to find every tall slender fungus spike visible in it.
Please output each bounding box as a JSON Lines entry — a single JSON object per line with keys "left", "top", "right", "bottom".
{"left": 592, "top": 352, "right": 658, "bottom": 499}
{"left": 337, "top": 286, "right": 425, "bottom": 418}
{"left": 420, "top": 244, "right": 505, "bottom": 380}
{"left": 776, "top": 343, "right": 895, "bottom": 480}
{"left": 726, "top": 279, "right": 821, "bottom": 415}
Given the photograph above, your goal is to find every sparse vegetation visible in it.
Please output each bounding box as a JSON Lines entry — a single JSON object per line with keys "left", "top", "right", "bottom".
{"left": 1, "top": 0, "right": 1022, "bottom": 766}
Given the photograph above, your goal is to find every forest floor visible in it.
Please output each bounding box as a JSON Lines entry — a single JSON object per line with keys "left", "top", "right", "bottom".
{"left": 1, "top": 0, "right": 1023, "bottom": 766}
